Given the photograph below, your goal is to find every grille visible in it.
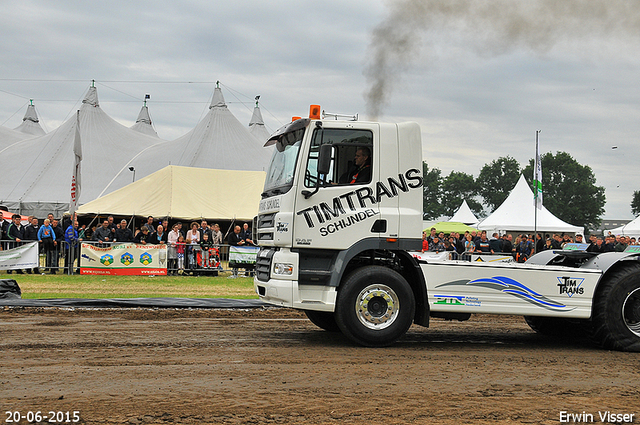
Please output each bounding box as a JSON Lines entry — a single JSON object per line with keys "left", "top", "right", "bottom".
{"left": 258, "top": 213, "right": 275, "bottom": 228}
{"left": 257, "top": 213, "right": 276, "bottom": 243}
{"left": 255, "top": 248, "right": 275, "bottom": 282}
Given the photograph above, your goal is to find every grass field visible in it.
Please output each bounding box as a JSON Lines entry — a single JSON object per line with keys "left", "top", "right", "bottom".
{"left": 1, "top": 272, "right": 258, "bottom": 299}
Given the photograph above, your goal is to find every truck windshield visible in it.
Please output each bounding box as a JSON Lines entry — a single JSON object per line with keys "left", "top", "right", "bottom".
{"left": 262, "top": 127, "right": 306, "bottom": 197}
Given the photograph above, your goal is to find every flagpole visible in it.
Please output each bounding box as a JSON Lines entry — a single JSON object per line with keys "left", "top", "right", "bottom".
{"left": 70, "top": 110, "right": 82, "bottom": 218}
{"left": 534, "top": 130, "right": 540, "bottom": 250}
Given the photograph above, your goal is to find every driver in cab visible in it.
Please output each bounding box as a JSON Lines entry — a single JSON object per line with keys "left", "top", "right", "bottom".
{"left": 339, "top": 147, "right": 371, "bottom": 184}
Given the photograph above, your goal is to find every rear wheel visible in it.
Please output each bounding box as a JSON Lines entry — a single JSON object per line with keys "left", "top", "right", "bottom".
{"left": 335, "top": 266, "right": 415, "bottom": 347}
{"left": 304, "top": 310, "right": 340, "bottom": 332}
{"left": 592, "top": 264, "right": 640, "bottom": 352}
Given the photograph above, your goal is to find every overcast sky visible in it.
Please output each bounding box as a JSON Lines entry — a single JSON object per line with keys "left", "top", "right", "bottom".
{"left": 1, "top": 0, "right": 639, "bottom": 221}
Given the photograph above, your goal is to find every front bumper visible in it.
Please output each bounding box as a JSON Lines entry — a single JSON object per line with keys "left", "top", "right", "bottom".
{"left": 254, "top": 278, "right": 337, "bottom": 312}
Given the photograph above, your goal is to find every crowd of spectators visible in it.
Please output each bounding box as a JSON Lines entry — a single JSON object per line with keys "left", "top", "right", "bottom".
{"left": 421, "top": 227, "right": 638, "bottom": 263}
{"left": 1, "top": 212, "right": 256, "bottom": 275}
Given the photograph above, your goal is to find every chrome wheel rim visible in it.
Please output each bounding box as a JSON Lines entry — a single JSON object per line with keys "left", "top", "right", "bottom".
{"left": 355, "top": 284, "right": 400, "bottom": 330}
{"left": 622, "top": 287, "right": 640, "bottom": 337}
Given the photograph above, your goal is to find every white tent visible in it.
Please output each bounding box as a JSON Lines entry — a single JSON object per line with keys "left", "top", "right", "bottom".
{"left": 603, "top": 215, "right": 640, "bottom": 238}
{"left": 0, "top": 125, "right": 32, "bottom": 150}
{"left": 14, "top": 102, "right": 46, "bottom": 136}
{"left": 99, "top": 84, "right": 273, "bottom": 197}
{"left": 0, "top": 85, "right": 162, "bottom": 218}
{"left": 449, "top": 199, "right": 478, "bottom": 225}
{"left": 76, "top": 165, "right": 266, "bottom": 221}
{"left": 477, "top": 174, "right": 583, "bottom": 235}
{"left": 248, "top": 98, "right": 271, "bottom": 144}
{"left": 130, "top": 102, "right": 158, "bottom": 137}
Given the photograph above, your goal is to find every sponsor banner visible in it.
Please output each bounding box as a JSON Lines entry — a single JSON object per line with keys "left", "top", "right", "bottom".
{"left": 80, "top": 243, "right": 167, "bottom": 275}
{"left": 0, "top": 242, "right": 39, "bottom": 270}
{"left": 229, "top": 246, "right": 259, "bottom": 264}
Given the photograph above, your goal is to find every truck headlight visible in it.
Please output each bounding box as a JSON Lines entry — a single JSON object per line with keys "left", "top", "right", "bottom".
{"left": 273, "top": 263, "right": 294, "bottom": 275}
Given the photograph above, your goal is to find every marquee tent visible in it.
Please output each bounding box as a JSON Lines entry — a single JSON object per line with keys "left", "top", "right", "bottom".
{"left": 603, "top": 215, "right": 640, "bottom": 238}
{"left": 76, "top": 165, "right": 266, "bottom": 221}
{"left": 130, "top": 102, "right": 158, "bottom": 137}
{"left": 248, "top": 99, "right": 271, "bottom": 144}
{"left": 0, "top": 85, "right": 162, "bottom": 218}
{"left": 0, "top": 126, "right": 29, "bottom": 150}
{"left": 477, "top": 174, "right": 583, "bottom": 235}
{"left": 99, "top": 83, "right": 273, "bottom": 197}
{"left": 448, "top": 200, "right": 478, "bottom": 225}
{"left": 427, "top": 221, "right": 478, "bottom": 234}
{"left": 14, "top": 102, "right": 46, "bottom": 136}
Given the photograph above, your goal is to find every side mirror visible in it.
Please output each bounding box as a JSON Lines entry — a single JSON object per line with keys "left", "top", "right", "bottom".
{"left": 317, "top": 144, "right": 332, "bottom": 175}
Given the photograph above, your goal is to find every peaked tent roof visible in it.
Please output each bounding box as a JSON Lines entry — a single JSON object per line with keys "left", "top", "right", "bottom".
{"left": 76, "top": 165, "right": 266, "bottom": 221}
{"left": 449, "top": 200, "right": 478, "bottom": 225}
{"left": 14, "top": 102, "right": 46, "bottom": 136}
{"left": 0, "top": 125, "right": 33, "bottom": 150}
{"left": 477, "top": 174, "right": 583, "bottom": 234}
{"left": 171, "top": 85, "right": 271, "bottom": 169}
{"left": 130, "top": 103, "right": 158, "bottom": 137}
{"left": 603, "top": 215, "right": 640, "bottom": 238}
{"left": 100, "top": 84, "right": 273, "bottom": 197}
{"left": 248, "top": 100, "right": 271, "bottom": 144}
{"left": 0, "top": 85, "right": 162, "bottom": 218}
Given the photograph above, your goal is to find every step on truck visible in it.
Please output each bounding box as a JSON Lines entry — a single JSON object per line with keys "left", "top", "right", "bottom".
{"left": 254, "top": 105, "right": 640, "bottom": 351}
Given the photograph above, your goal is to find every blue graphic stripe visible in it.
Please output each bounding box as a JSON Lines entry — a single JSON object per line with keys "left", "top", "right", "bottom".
{"left": 502, "top": 290, "right": 566, "bottom": 308}
{"left": 469, "top": 276, "right": 543, "bottom": 297}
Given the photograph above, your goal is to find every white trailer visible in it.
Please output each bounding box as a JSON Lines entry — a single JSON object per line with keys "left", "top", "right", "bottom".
{"left": 254, "top": 106, "right": 640, "bottom": 351}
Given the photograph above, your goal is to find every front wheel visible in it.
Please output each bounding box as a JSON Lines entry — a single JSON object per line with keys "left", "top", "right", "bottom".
{"left": 335, "top": 266, "right": 415, "bottom": 347}
{"left": 592, "top": 264, "right": 640, "bottom": 352}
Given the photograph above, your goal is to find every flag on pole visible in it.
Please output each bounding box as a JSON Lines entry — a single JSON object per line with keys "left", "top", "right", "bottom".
{"left": 533, "top": 131, "right": 542, "bottom": 209}
{"left": 70, "top": 111, "right": 82, "bottom": 216}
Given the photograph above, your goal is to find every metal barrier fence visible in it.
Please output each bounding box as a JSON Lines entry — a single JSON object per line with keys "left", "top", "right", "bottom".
{"left": 459, "top": 251, "right": 515, "bottom": 263}
{"left": 1, "top": 239, "right": 256, "bottom": 276}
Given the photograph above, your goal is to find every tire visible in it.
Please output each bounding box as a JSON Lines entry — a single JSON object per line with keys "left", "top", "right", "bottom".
{"left": 523, "top": 316, "right": 590, "bottom": 339}
{"left": 591, "top": 264, "right": 640, "bottom": 352}
{"left": 334, "top": 266, "right": 415, "bottom": 347}
{"left": 304, "top": 310, "right": 341, "bottom": 332}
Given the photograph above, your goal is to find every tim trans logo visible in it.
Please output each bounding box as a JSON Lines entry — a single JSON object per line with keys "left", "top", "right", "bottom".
{"left": 557, "top": 276, "right": 585, "bottom": 297}
{"left": 276, "top": 222, "right": 289, "bottom": 232}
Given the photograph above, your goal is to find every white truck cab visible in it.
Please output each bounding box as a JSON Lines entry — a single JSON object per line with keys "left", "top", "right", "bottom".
{"left": 255, "top": 106, "right": 640, "bottom": 352}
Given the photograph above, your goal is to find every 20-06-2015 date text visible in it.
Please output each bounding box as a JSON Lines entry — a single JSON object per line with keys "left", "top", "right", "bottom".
{"left": 5, "top": 411, "right": 80, "bottom": 423}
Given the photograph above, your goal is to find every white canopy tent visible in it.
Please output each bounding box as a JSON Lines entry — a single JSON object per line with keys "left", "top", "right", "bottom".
{"left": 100, "top": 84, "right": 273, "bottom": 197}
{"left": 130, "top": 102, "right": 158, "bottom": 137}
{"left": 448, "top": 199, "right": 478, "bottom": 225}
{"left": 248, "top": 99, "right": 271, "bottom": 144}
{"left": 0, "top": 125, "right": 32, "bottom": 150}
{"left": 603, "top": 215, "right": 640, "bottom": 238}
{"left": 477, "top": 174, "right": 583, "bottom": 235}
{"left": 0, "top": 85, "right": 162, "bottom": 218}
{"left": 76, "top": 165, "right": 266, "bottom": 221}
{"left": 14, "top": 102, "right": 46, "bottom": 136}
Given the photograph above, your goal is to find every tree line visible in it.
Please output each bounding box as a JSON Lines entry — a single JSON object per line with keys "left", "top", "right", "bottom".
{"left": 423, "top": 152, "right": 607, "bottom": 232}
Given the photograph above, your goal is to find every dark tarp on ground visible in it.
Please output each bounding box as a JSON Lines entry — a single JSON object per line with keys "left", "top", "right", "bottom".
{"left": 0, "top": 278, "right": 268, "bottom": 308}
{"left": 0, "top": 279, "right": 21, "bottom": 299}
{"left": 0, "top": 296, "right": 268, "bottom": 309}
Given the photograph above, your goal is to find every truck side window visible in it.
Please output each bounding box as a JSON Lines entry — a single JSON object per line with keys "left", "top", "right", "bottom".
{"left": 304, "top": 128, "right": 373, "bottom": 187}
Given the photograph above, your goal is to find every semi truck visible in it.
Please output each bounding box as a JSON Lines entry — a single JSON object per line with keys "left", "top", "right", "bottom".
{"left": 253, "top": 105, "right": 640, "bottom": 352}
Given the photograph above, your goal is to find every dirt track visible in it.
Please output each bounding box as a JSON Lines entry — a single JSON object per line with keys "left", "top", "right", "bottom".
{"left": 1, "top": 307, "right": 638, "bottom": 425}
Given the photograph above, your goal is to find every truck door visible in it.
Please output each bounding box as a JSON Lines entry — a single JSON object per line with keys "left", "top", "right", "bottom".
{"left": 292, "top": 123, "right": 381, "bottom": 250}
